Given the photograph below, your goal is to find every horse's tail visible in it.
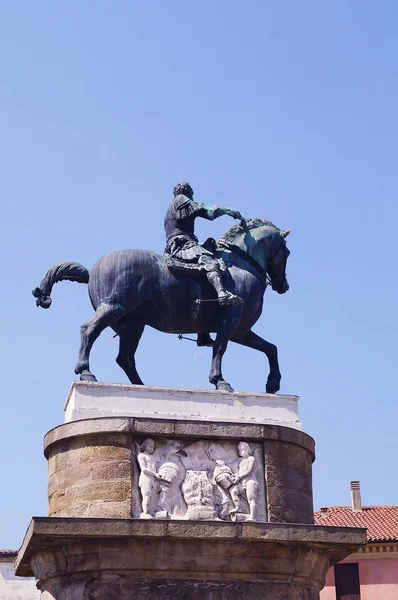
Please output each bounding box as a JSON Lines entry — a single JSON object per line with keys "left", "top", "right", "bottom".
{"left": 32, "top": 262, "right": 89, "bottom": 309}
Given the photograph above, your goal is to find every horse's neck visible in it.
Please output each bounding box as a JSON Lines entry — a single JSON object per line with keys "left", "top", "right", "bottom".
{"left": 232, "top": 230, "right": 268, "bottom": 271}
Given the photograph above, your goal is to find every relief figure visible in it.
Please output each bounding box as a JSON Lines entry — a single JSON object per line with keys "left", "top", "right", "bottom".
{"left": 230, "top": 441, "right": 259, "bottom": 521}
{"left": 136, "top": 438, "right": 161, "bottom": 518}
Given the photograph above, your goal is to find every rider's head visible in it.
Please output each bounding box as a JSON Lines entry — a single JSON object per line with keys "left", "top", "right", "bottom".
{"left": 173, "top": 182, "right": 194, "bottom": 199}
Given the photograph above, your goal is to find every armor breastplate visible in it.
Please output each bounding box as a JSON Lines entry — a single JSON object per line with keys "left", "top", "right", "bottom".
{"left": 164, "top": 196, "right": 198, "bottom": 243}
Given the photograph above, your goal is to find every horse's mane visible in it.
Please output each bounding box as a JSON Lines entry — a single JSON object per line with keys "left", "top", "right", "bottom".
{"left": 218, "top": 217, "right": 280, "bottom": 246}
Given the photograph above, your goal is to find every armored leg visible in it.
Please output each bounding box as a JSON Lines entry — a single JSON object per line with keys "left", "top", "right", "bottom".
{"left": 206, "top": 269, "right": 243, "bottom": 306}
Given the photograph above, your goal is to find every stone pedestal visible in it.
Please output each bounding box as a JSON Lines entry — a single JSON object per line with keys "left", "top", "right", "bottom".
{"left": 16, "top": 383, "right": 366, "bottom": 599}
{"left": 65, "top": 381, "right": 301, "bottom": 429}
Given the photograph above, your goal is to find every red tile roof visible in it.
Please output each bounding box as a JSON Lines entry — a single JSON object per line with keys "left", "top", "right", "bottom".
{"left": 315, "top": 506, "right": 398, "bottom": 542}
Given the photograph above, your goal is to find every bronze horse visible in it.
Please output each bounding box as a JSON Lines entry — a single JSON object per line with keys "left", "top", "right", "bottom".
{"left": 33, "top": 218, "right": 290, "bottom": 392}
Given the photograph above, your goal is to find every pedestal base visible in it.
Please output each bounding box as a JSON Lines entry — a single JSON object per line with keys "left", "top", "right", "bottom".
{"left": 65, "top": 382, "right": 301, "bottom": 429}
{"left": 16, "top": 518, "right": 366, "bottom": 600}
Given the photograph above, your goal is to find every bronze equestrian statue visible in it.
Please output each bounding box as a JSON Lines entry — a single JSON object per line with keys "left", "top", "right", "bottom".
{"left": 33, "top": 183, "right": 290, "bottom": 393}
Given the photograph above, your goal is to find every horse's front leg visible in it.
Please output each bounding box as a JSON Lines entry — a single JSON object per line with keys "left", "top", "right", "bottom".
{"left": 209, "top": 312, "right": 240, "bottom": 392}
{"left": 231, "top": 330, "right": 281, "bottom": 394}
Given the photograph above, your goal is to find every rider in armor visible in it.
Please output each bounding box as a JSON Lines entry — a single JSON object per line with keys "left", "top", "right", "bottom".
{"left": 165, "top": 182, "right": 244, "bottom": 344}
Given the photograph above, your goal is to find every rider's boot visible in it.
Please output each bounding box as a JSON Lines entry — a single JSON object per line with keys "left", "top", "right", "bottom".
{"left": 206, "top": 271, "right": 243, "bottom": 306}
{"left": 197, "top": 333, "right": 214, "bottom": 347}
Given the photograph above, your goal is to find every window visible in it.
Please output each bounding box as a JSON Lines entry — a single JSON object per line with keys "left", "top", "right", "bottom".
{"left": 334, "top": 563, "right": 360, "bottom": 600}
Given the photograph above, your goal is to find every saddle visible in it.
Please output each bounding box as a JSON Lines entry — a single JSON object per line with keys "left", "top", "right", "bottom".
{"left": 165, "top": 237, "right": 222, "bottom": 278}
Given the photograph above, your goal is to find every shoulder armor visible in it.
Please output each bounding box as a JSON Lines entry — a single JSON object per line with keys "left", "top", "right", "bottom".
{"left": 173, "top": 194, "right": 192, "bottom": 211}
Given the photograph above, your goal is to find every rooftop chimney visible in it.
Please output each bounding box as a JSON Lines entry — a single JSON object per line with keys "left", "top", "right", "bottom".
{"left": 350, "top": 481, "right": 362, "bottom": 512}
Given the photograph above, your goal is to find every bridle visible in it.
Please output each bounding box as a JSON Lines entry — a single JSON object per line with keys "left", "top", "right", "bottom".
{"left": 266, "top": 240, "right": 289, "bottom": 291}
{"left": 218, "top": 238, "right": 288, "bottom": 290}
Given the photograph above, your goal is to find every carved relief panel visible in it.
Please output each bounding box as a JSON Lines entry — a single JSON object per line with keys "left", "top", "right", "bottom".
{"left": 132, "top": 439, "right": 267, "bottom": 522}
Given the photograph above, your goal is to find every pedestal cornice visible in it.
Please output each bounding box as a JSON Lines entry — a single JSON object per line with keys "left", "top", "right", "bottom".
{"left": 16, "top": 517, "right": 367, "bottom": 580}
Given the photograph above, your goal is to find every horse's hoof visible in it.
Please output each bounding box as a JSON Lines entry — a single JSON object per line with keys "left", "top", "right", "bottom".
{"left": 80, "top": 370, "right": 98, "bottom": 382}
{"left": 216, "top": 381, "right": 235, "bottom": 392}
{"left": 266, "top": 380, "right": 280, "bottom": 394}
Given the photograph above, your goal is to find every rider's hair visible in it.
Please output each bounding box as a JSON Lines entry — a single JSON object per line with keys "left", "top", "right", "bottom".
{"left": 173, "top": 181, "right": 193, "bottom": 198}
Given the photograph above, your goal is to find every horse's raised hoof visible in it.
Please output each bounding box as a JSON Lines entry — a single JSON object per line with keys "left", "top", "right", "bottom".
{"left": 80, "top": 370, "right": 98, "bottom": 382}
{"left": 216, "top": 381, "right": 235, "bottom": 393}
{"left": 266, "top": 379, "right": 280, "bottom": 394}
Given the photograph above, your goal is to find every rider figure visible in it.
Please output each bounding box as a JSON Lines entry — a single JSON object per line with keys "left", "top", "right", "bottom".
{"left": 165, "top": 182, "right": 244, "bottom": 347}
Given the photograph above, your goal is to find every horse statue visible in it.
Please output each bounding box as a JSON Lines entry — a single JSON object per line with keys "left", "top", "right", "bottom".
{"left": 32, "top": 218, "right": 290, "bottom": 393}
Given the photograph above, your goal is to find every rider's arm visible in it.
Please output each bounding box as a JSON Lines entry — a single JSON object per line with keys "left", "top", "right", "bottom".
{"left": 198, "top": 204, "right": 244, "bottom": 221}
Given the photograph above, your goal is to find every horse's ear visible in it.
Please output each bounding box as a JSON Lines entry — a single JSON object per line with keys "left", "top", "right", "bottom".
{"left": 281, "top": 229, "right": 290, "bottom": 238}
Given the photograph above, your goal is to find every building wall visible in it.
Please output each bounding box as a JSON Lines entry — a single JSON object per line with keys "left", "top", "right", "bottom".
{"left": 0, "top": 560, "right": 40, "bottom": 600}
{"left": 320, "top": 557, "right": 398, "bottom": 600}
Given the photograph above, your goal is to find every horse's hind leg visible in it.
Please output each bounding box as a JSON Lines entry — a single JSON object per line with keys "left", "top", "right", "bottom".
{"left": 116, "top": 321, "right": 145, "bottom": 385}
{"left": 75, "top": 302, "right": 125, "bottom": 381}
{"left": 231, "top": 330, "right": 281, "bottom": 393}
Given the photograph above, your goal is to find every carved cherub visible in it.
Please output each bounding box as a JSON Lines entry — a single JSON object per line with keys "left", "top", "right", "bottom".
{"left": 136, "top": 438, "right": 162, "bottom": 517}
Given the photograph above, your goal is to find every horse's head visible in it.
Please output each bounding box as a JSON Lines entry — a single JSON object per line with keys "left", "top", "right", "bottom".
{"left": 218, "top": 218, "right": 290, "bottom": 294}
{"left": 266, "top": 228, "right": 290, "bottom": 294}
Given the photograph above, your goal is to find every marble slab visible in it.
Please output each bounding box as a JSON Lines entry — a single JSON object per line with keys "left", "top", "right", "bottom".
{"left": 64, "top": 382, "right": 301, "bottom": 429}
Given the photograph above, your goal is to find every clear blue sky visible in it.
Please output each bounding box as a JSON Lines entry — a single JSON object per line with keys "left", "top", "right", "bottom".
{"left": 1, "top": 1, "right": 397, "bottom": 548}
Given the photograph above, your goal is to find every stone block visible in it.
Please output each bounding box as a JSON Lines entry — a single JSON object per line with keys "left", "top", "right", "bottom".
{"left": 133, "top": 418, "right": 175, "bottom": 436}
{"left": 49, "top": 480, "right": 131, "bottom": 514}
{"left": 263, "top": 437, "right": 314, "bottom": 524}
{"left": 49, "top": 500, "right": 131, "bottom": 518}
{"left": 48, "top": 459, "right": 131, "bottom": 495}
{"left": 267, "top": 484, "right": 313, "bottom": 513}
{"left": 173, "top": 420, "right": 264, "bottom": 439}
{"left": 64, "top": 381, "right": 301, "bottom": 429}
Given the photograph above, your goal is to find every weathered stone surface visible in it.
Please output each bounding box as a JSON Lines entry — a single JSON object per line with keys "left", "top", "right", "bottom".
{"left": 48, "top": 459, "right": 131, "bottom": 495}
{"left": 133, "top": 418, "right": 175, "bottom": 436}
{"left": 267, "top": 485, "right": 312, "bottom": 513}
{"left": 46, "top": 430, "right": 132, "bottom": 518}
{"left": 44, "top": 418, "right": 132, "bottom": 454}
{"left": 265, "top": 465, "right": 313, "bottom": 496}
{"left": 65, "top": 382, "right": 301, "bottom": 430}
{"left": 174, "top": 420, "right": 264, "bottom": 439}
{"left": 15, "top": 518, "right": 367, "bottom": 577}
{"left": 40, "top": 576, "right": 321, "bottom": 600}
{"left": 50, "top": 500, "right": 132, "bottom": 518}
{"left": 16, "top": 518, "right": 366, "bottom": 600}
{"left": 263, "top": 439, "right": 314, "bottom": 524}
{"left": 262, "top": 425, "right": 315, "bottom": 459}
{"left": 50, "top": 479, "right": 131, "bottom": 508}
{"left": 44, "top": 417, "right": 315, "bottom": 524}
{"left": 45, "top": 417, "right": 314, "bottom": 453}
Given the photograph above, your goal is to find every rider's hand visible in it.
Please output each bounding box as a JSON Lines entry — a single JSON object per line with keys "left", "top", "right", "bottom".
{"left": 232, "top": 211, "right": 245, "bottom": 221}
